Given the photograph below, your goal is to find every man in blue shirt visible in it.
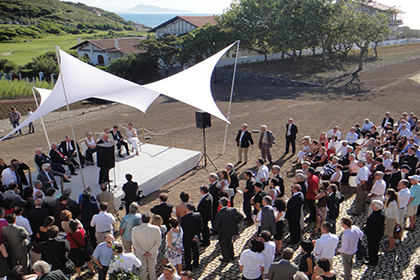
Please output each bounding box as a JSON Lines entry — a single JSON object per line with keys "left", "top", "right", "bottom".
{"left": 119, "top": 202, "right": 142, "bottom": 253}
{"left": 92, "top": 234, "right": 115, "bottom": 280}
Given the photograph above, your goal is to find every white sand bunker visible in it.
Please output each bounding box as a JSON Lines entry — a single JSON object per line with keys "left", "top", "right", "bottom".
{"left": 2, "top": 52, "right": 12, "bottom": 55}
{"left": 410, "top": 73, "right": 420, "bottom": 84}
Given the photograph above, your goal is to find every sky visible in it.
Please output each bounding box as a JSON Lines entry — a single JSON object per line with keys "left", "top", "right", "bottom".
{"left": 66, "top": 0, "right": 420, "bottom": 30}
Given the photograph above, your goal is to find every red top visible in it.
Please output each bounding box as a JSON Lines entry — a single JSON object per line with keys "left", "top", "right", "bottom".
{"left": 0, "top": 219, "right": 9, "bottom": 243}
{"left": 66, "top": 229, "right": 86, "bottom": 249}
{"left": 4, "top": 209, "right": 13, "bottom": 216}
{"left": 306, "top": 174, "right": 319, "bottom": 200}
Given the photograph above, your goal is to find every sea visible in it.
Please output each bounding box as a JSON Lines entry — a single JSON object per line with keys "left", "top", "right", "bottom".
{"left": 118, "top": 13, "right": 217, "bottom": 28}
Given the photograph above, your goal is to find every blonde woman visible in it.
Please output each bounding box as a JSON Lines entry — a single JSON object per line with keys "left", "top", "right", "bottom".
{"left": 152, "top": 215, "right": 167, "bottom": 263}
{"left": 84, "top": 132, "right": 96, "bottom": 165}
{"left": 125, "top": 123, "right": 140, "bottom": 155}
{"left": 294, "top": 136, "right": 312, "bottom": 164}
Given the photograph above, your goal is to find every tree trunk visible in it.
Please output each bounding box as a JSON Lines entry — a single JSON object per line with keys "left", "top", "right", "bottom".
{"left": 358, "top": 46, "right": 367, "bottom": 71}
{"left": 313, "top": 46, "right": 316, "bottom": 56}
{"left": 322, "top": 38, "right": 327, "bottom": 67}
{"left": 374, "top": 42, "right": 378, "bottom": 57}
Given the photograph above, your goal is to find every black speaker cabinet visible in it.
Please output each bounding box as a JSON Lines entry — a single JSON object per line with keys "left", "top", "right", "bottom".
{"left": 97, "top": 143, "right": 115, "bottom": 169}
{"left": 196, "top": 111, "right": 211, "bottom": 129}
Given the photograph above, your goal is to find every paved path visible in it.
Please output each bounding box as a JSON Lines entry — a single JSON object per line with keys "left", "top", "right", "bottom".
{"left": 73, "top": 184, "right": 420, "bottom": 280}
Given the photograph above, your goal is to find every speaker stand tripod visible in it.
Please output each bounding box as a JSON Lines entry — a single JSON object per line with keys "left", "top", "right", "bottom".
{"left": 193, "top": 128, "right": 217, "bottom": 172}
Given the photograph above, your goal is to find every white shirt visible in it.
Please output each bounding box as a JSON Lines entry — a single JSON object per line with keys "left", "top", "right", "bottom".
{"left": 91, "top": 211, "right": 116, "bottom": 232}
{"left": 385, "top": 200, "right": 400, "bottom": 224}
{"left": 383, "top": 158, "right": 393, "bottom": 173}
{"left": 239, "top": 249, "right": 265, "bottom": 279}
{"left": 157, "top": 274, "right": 181, "bottom": 280}
{"left": 399, "top": 129, "right": 413, "bottom": 138}
{"left": 256, "top": 165, "right": 269, "bottom": 183}
{"left": 108, "top": 253, "right": 141, "bottom": 274}
{"left": 339, "top": 226, "right": 364, "bottom": 255}
{"left": 330, "top": 171, "right": 342, "bottom": 182}
{"left": 262, "top": 241, "right": 276, "bottom": 274}
{"left": 371, "top": 179, "right": 386, "bottom": 196}
{"left": 314, "top": 232, "right": 339, "bottom": 260}
{"left": 1, "top": 168, "right": 17, "bottom": 187}
{"left": 336, "top": 143, "right": 349, "bottom": 157}
{"left": 346, "top": 132, "right": 359, "bottom": 144}
{"left": 16, "top": 215, "right": 33, "bottom": 236}
{"left": 356, "top": 166, "right": 370, "bottom": 185}
{"left": 239, "top": 130, "right": 246, "bottom": 142}
{"left": 326, "top": 129, "right": 341, "bottom": 140}
{"left": 398, "top": 188, "right": 411, "bottom": 209}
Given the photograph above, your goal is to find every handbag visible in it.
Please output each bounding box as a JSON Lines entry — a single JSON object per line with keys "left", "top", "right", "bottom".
{"left": 393, "top": 224, "right": 402, "bottom": 240}
{"left": 69, "top": 232, "right": 93, "bottom": 259}
{"left": 356, "top": 239, "right": 367, "bottom": 260}
{"left": 54, "top": 256, "right": 75, "bottom": 274}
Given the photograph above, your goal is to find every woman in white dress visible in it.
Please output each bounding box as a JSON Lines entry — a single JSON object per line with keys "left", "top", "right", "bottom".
{"left": 125, "top": 123, "right": 140, "bottom": 155}
{"left": 84, "top": 132, "right": 97, "bottom": 165}
{"left": 293, "top": 136, "right": 312, "bottom": 164}
{"left": 164, "top": 218, "right": 183, "bottom": 274}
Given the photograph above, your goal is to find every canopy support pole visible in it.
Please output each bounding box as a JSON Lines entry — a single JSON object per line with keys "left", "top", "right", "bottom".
{"left": 55, "top": 46, "right": 86, "bottom": 189}
{"left": 31, "top": 87, "right": 51, "bottom": 148}
{"left": 222, "top": 41, "right": 240, "bottom": 154}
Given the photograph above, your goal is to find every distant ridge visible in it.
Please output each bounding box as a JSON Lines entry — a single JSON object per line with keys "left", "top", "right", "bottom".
{"left": 120, "top": 4, "right": 192, "bottom": 14}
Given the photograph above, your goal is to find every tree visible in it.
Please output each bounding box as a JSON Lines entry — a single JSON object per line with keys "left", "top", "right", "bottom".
{"left": 20, "top": 51, "right": 58, "bottom": 76}
{"left": 140, "top": 34, "right": 181, "bottom": 72}
{"left": 0, "top": 59, "right": 17, "bottom": 73}
{"left": 107, "top": 53, "right": 159, "bottom": 84}
{"left": 218, "top": 0, "right": 276, "bottom": 60}
{"left": 178, "top": 23, "right": 235, "bottom": 66}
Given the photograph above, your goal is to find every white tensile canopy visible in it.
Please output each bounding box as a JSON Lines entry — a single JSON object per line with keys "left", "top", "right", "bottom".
{"left": 1, "top": 42, "right": 237, "bottom": 141}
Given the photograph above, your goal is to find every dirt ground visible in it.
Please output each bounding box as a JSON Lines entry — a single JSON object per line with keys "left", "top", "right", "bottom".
{"left": 1, "top": 57, "right": 420, "bottom": 212}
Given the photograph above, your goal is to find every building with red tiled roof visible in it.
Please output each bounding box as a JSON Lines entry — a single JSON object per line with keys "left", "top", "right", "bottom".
{"left": 69, "top": 37, "right": 145, "bottom": 65}
{"left": 148, "top": 15, "right": 217, "bottom": 37}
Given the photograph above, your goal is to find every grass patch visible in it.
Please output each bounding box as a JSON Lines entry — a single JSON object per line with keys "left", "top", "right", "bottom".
{"left": 0, "top": 30, "right": 148, "bottom": 66}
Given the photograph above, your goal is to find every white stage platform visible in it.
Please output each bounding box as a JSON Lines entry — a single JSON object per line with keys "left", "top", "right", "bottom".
{"left": 30, "top": 144, "right": 201, "bottom": 206}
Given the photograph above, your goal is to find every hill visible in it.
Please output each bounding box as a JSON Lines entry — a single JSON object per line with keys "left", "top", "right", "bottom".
{"left": 120, "top": 4, "right": 191, "bottom": 14}
{"left": 0, "top": 0, "right": 127, "bottom": 27}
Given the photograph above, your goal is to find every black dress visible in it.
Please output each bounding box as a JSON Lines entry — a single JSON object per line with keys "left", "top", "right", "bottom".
{"left": 298, "top": 252, "right": 315, "bottom": 279}
{"left": 0, "top": 244, "right": 8, "bottom": 277}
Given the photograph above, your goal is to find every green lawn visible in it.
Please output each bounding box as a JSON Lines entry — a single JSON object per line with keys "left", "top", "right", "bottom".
{"left": 0, "top": 30, "right": 148, "bottom": 66}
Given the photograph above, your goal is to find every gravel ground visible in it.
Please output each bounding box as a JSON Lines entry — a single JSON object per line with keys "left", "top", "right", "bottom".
{"left": 1, "top": 56, "right": 420, "bottom": 279}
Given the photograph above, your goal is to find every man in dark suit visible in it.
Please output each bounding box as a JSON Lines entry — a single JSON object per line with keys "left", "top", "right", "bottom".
{"left": 285, "top": 185, "right": 304, "bottom": 244}
{"left": 27, "top": 199, "right": 50, "bottom": 233}
{"left": 235, "top": 124, "right": 254, "bottom": 165}
{"left": 52, "top": 196, "right": 69, "bottom": 230}
{"left": 63, "top": 188, "right": 80, "bottom": 219}
{"left": 197, "top": 185, "right": 213, "bottom": 247}
{"left": 181, "top": 202, "right": 203, "bottom": 270}
{"left": 33, "top": 260, "right": 68, "bottom": 280}
{"left": 10, "top": 159, "right": 29, "bottom": 190}
{"left": 226, "top": 163, "right": 239, "bottom": 207}
{"left": 381, "top": 111, "right": 394, "bottom": 128}
{"left": 208, "top": 173, "right": 221, "bottom": 232}
{"left": 37, "top": 164, "right": 60, "bottom": 191}
{"left": 59, "top": 136, "right": 84, "bottom": 167}
{"left": 2, "top": 213, "right": 30, "bottom": 273}
{"left": 401, "top": 147, "right": 418, "bottom": 176}
{"left": 285, "top": 118, "right": 298, "bottom": 155}
{"left": 266, "top": 248, "right": 298, "bottom": 280}
{"left": 363, "top": 200, "right": 385, "bottom": 266}
{"left": 49, "top": 142, "right": 77, "bottom": 175}
{"left": 150, "top": 193, "right": 173, "bottom": 230}
{"left": 111, "top": 125, "right": 130, "bottom": 157}
{"left": 122, "top": 173, "right": 139, "bottom": 214}
{"left": 214, "top": 197, "right": 243, "bottom": 262}
{"left": 35, "top": 148, "right": 52, "bottom": 171}
{"left": 326, "top": 183, "right": 344, "bottom": 234}
{"left": 271, "top": 165, "right": 285, "bottom": 197}
{"left": 243, "top": 171, "right": 256, "bottom": 222}
{"left": 258, "top": 125, "right": 275, "bottom": 164}
{"left": 259, "top": 196, "right": 277, "bottom": 236}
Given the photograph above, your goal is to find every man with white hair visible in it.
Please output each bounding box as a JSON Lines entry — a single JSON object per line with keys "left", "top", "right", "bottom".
{"left": 399, "top": 124, "right": 413, "bottom": 138}
{"left": 235, "top": 124, "right": 254, "bottom": 165}
{"left": 33, "top": 260, "right": 68, "bottom": 280}
{"left": 364, "top": 200, "right": 385, "bottom": 266}
{"left": 335, "top": 141, "right": 350, "bottom": 158}
{"left": 351, "top": 159, "right": 370, "bottom": 216}
{"left": 256, "top": 158, "right": 269, "bottom": 186}
{"left": 49, "top": 142, "right": 77, "bottom": 175}
{"left": 37, "top": 164, "right": 59, "bottom": 191}
{"left": 258, "top": 125, "right": 275, "bottom": 164}
{"left": 367, "top": 171, "right": 386, "bottom": 216}
{"left": 119, "top": 202, "right": 142, "bottom": 252}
